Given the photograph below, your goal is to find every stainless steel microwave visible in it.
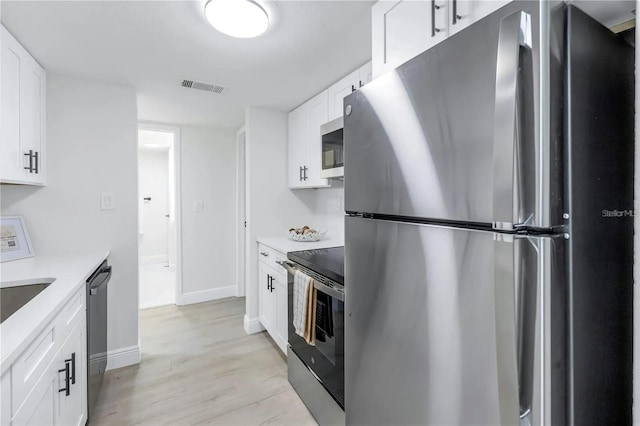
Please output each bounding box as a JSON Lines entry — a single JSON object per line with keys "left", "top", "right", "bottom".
{"left": 320, "top": 117, "right": 344, "bottom": 179}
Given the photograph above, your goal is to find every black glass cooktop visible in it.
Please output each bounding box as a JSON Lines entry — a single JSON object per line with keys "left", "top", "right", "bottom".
{"left": 288, "top": 246, "right": 344, "bottom": 285}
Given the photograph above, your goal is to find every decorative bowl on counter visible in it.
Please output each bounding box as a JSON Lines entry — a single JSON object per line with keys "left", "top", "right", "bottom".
{"left": 287, "top": 226, "right": 327, "bottom": 242}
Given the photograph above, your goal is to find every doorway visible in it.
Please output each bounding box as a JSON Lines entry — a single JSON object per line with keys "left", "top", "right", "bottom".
{"left": 137, "top": 124, "right": 181, "bottom": 309}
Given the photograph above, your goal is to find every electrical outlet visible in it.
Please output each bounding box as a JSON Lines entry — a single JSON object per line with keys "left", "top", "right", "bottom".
{"left": 195, "top": 200, "right": 204, "bottom": 212}
{"left": 101, "top": 192, "right": 115, "bottom": 210}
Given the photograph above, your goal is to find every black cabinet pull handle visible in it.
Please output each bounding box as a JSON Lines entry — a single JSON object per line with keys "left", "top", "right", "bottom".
{"left": 65, "top": 353, "right": 76, "bottom": 385}
{"left": 359, "top": 80, "right": 364, "bottom": 88}
{"left": 33, "top": 151, "right": 39, "bottom": 174}
{"left": 59, "top": 361, "right": 70, "bottom": 396}
{"left": 23, "top": 150, "right": 33, "bottom": 172}
{"left": 299, "top": 166, "right": 303, "bottom": 181}
{"left": 452, "top": 0, "right": 462, "bottom": 24}
{"left": 267, "top": 274, "right": 271, "bottom": 291}
{"left": 269, "top": 275, "right": 274, "bottom": 292}
{"left": 303, "top": 166, "right": 308, "bottom": 181}
{"left": 351, "top": 84, "right": 356, "bottom": 93}
{"left": 431, "top": 0, "right": 442, "bottom": 36}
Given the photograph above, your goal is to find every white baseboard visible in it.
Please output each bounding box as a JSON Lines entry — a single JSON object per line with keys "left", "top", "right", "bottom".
{"left": 140, "top": 255, "right": 168, "bottom": 264}
{"left": 106, "top": 344, "right": 141, "bottom": 371}
{"left": 244, "top": 315, "right": 265, "bottom": 334}
{"left": 177, "top": 285, "right": 237, "bottom": 306}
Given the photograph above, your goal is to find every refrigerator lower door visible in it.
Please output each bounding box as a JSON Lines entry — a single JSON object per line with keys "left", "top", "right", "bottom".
{"left": 345, "top": 216, "right": 565, "bottom": 425}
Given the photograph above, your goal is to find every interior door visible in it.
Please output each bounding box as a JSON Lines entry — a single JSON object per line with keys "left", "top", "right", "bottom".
{"left": 345, "top": 216, "right": 563, "bottom": 425}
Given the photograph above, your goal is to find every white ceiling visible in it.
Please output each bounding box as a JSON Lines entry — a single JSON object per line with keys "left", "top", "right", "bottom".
{"left": 1, "top": 0, "right": 374, "bottom": 129}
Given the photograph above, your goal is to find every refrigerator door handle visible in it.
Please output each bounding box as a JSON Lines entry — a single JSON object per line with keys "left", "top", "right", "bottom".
{"left": 494, "top": 234, "right": 540, "bottom": 425}
{"left": 492, "top": 10, "right": 533, "bottom": 231}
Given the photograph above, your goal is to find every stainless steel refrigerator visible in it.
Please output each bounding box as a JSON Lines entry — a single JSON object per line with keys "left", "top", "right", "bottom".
{"left": 343, "top": 2, "right": 634, "bottom": 425}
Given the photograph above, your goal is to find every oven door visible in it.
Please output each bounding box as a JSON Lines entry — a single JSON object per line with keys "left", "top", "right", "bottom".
{"left": 284, "top": 261, "right": 345, "bottom": 408}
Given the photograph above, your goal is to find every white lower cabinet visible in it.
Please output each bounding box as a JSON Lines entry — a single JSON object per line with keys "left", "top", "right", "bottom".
{"left": 3, "top": 287, "right": 87, "bottom": 426}
{"left": 56, "top": 319, "right": 86, "bottom": 426}
{"left": 259, "top": 262, "right": 277, "bottom": 335}
{"left": 257, "top": 244, "right": 288, "bottom": 354}
{"left": 11, "top": 369, "right": 57, "bottom": 426}
{"left": 274, "top": 274, "right": 288, "bottom": 352}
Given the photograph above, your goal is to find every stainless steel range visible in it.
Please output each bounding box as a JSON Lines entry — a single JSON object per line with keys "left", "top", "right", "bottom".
{"left": 279, "top": 247, "right": 345, "bottom": 426}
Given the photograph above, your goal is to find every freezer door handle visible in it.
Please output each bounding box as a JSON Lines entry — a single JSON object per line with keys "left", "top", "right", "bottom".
{"left": 493, "top": 234, "right": 540, "bottom": 425}
{"left": 492, "top": 10, "right": 534, "bottom": 232}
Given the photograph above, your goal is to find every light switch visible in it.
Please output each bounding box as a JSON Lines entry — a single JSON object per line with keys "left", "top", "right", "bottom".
{"left": 195, "top": 200, "right": 204, "bottom": 212}
{"left": 101, "top": 192, "right": 115, "bottom": 210}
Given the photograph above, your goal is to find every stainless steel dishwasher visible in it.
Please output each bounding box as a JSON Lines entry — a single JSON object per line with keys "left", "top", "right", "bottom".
{"left": 86, "top": 260, "right": 110, "bottom": 421}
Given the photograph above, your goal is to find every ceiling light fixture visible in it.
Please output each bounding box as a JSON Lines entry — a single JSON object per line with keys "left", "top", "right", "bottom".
{"left": 204, "top": 0, "right": 269, "bottom": 39}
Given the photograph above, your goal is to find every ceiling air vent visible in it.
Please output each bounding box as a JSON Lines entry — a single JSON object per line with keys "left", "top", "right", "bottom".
{"left": 181, "top": 79, "right": 225, "bottom": 94}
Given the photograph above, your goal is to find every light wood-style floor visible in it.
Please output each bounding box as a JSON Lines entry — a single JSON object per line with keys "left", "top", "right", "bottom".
{"left": 91, "top": 298, "right": 317, "bottom": 425}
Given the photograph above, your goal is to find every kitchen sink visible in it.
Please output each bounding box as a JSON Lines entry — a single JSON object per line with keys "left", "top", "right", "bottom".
{"left": 1, "top": 279, "right": 55, "bottom": 324}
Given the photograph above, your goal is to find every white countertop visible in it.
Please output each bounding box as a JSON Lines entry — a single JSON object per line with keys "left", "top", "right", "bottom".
{"left": 0, "top": 250, "right": 109, "bottom": 373}
{"left": 257, "top": 236, "right": 344, "bottom": 254}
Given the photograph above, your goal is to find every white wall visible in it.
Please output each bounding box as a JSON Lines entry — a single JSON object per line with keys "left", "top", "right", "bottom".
{"left": 306, "top": 181, "right": 345, "bottom": 239}
{"left": 0, "top": 74, "right": 139, "bottom": 364}
{"left": 138, "top": 148, "right": 169, "bottom": 260}
{"left": 179, "top": 125, "right": 237, "bottom": 303}
{"left": 244, "top": 107, "right": 322, "bottom": 327}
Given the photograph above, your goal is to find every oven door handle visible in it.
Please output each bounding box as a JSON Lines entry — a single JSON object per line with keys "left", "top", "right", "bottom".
{"left": 276, "top": 260, "right": 345, "bottom": 302}
{"left": 276, "top": 260, "right": 297, "bottom": 275}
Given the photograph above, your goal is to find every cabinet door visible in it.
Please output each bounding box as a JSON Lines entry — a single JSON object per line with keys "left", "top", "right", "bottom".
{"left": 472, "top": 0, "right": 511, "bottom": 22}
{"left": 358, "top": 62, "right": 373, "bottom": 87}
{"left": 304, "top": 91, "right": 330, "bottom": 188}
{"left": 11, "top": 366, "right": 57, "bottom": 426}
{"left": 21, "top": 58, "right": 46, "bottom": 185}
{"left": 327, "top": 70, "right": 359, "bottom": 121}
{"left": 288, "top": 105, "right": 306, "bottom": 188}
{"left": 259, "top": 262, "right": 276, "bottom": 334}
{"left": 0, "top": 25, "right": 46, "bottom": 186}
{"left": 273, "top": 271, "right": 288, "bottom": 354}
{"left": 449, "top": 0, "right": 473, "bottom": 35}
{"left": 1, "top": 26, "right": 29, "bottom": 183}
{"left": 57, "top": 319, "right": 86, "bottom": 426}
{"left": 372, "top": 0, "right": 430, "bottom": 78}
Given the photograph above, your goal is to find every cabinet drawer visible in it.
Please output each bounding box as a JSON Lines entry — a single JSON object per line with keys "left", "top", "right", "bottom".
{"left": 56, "top": 287, "right": 84, "bottom": 339}
{"left": 257, "top": 244, "right": 287, "bottom": 275}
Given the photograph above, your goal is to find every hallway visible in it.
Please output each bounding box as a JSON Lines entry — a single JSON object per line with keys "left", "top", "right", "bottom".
{"left": 91, "top": 298, "right": 316, "bottom": 425}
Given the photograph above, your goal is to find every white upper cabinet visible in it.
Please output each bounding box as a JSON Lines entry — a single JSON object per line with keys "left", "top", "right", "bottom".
{"left": 327, "top": 69, "right": 359, "bottom": 122}
{"left": 372, "top": 0, "right": 512, "bottom": 78}
{"left": 372, "top": 0, "right": 435, "bottom": 78}
{"left": 288, "top": 91, "right": 331, "bottom": 189}
{"left": 450, "top": 0, "right": 511, "bottom": 35}
{"left": 288, "top": 61, "right": 371, "bottom": 189}
{"left": 1, "top": 25, "right": 47, "bottom": 186}
{"left": 359, "top": 61, "right": 373, "bottom": 87}
{"left": 327, "top": 61, "right": 373, "bottom": 122}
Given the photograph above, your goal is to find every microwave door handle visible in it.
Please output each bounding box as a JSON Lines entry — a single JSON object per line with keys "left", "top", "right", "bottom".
{"left": 276, "top": 260, "right": 296, "bottom": 275}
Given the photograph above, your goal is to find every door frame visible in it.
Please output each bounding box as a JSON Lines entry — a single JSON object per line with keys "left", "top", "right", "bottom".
{"left": 236, "top": 126, "right": 247, "bottom": 297}
{"left": 137, "top": 122, "right": 183, "bottom": 305}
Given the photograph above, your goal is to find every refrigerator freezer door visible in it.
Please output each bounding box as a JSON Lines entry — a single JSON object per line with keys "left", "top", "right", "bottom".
{"left": 345, "top": 216, "right": 565, "bottom": 425}
{"left": 344, "top": 1, "right": 550, "bottom": 229}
